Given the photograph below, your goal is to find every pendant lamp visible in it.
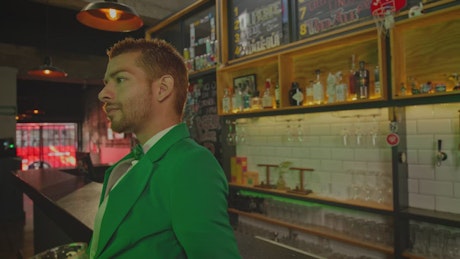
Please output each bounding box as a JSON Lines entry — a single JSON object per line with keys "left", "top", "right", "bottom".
{"left": 76, "top": 0, "right": 143, "bottom": 32}
{"left": 27, "top": 6, "right": 68, "bottom": 78}
{"left": 28, "top": 56, "right": 68, "bottom": 78}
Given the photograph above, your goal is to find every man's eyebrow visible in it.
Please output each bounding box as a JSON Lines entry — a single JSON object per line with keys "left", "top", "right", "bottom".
{"left": 103, "top": 69, "right": 125, "bottom": 83}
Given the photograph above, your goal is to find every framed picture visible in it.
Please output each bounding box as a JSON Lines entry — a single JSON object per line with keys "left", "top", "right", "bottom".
{"left": 233, "top": 74, "right": 257, "bottom": 96}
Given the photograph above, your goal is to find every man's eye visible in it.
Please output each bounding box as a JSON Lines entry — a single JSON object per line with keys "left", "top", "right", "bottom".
{"left": 116, "top": 77, "right": 126, "bottom": 83}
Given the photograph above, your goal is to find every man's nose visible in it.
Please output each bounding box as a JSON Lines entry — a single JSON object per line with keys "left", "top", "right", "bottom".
{"left": 98, "top": 84, "right": 112, "bottom": 102}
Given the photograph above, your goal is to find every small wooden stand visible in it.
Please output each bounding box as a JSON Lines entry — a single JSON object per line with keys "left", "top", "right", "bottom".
{"left": 255, "top": 164, "right": 278, "bottom": 189}
{"left": 286, "top": 167, "right": 314, "bottom": 195}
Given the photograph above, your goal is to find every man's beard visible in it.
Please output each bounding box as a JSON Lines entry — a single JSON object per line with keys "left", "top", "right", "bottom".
{"left": 109, "top": 92, "right": 152, "bottom": 133}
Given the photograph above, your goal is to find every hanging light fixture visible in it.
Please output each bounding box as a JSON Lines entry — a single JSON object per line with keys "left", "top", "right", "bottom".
{"left": 27, "top": 6, "right": 68, "bottom": 78}
{"left": 28, "top": 56, "right": 68, "bottom": 78}
{"left": 76, "top": 0, "right": 143, "bottom": 32}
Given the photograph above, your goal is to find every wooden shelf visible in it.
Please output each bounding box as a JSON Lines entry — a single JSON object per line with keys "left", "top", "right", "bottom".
{"left": 229, "top": 208, "right": 394, "bottom": 255}
{"left": 401, "top": 207, "right": 460, "bottom": 228}
{"left": 390, "top": 5, "right": 460, "bottom": 99}
{"left": 229, "top": 183, "right": 393, "bottom": 215}
{"left": 217, "top": 28, "right": 387, "bottom": 116}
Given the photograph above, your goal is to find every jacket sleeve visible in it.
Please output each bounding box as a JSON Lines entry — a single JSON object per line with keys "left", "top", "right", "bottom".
{"left": 170, "top": 145, "right": 242, "bottom": 259}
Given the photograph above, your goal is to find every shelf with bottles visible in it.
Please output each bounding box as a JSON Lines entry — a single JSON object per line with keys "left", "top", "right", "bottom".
{"left": 390, "top": 5, "right": 460, "bottom": 99}
{"left": 279, "top": 28, "right": 386, "bottom": 108}
{"left": 228, "top": 191, "right": 394, "bottom": 255}
{"left": 216, "top": 28, "right": 387, "bottom": 116}
{"left": 217, "top": 55, "right": 279, "bottom": 115}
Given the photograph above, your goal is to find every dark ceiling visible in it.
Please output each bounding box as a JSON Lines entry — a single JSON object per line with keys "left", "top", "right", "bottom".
{"left": 1, "top": 0, "right": 148, "bottom": 57}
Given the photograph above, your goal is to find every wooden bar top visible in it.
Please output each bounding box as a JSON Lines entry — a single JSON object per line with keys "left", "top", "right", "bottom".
{"left": 11, "top": 169, "right": 102, "bottom": 242}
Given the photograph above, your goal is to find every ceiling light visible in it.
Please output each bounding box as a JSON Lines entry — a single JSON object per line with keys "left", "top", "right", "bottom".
{"left": 76, "top": 0, "right": 144, "bottom": 32}
{"left": 27, "top": 56, "right": 68, "bottom": 78}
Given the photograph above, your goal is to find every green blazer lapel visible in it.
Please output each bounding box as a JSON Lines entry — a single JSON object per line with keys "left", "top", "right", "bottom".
{"left": 95, "top": 123, "right": 190, "bottom": 257}
{"left": 98, "top": 152, "right": 135, "bottom": 205}
{"left": 96, "top": 159, "right": 155, "bottom": 257}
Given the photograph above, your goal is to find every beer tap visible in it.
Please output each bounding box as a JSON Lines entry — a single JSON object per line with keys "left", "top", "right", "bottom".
{"left": 436, "top": 139, "right": 447, "bottom": 167}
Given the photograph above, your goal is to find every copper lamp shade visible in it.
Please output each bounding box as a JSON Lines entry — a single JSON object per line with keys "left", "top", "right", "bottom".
{"left": 27, "top": 56, "right": 68, "bottom": 78}
{"left": 76, "top": 0, "right": 143, "bottom": 32}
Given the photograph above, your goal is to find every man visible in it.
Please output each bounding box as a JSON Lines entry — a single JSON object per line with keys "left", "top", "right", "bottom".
{"left": 89, "top": 37, "right": 241, "bottom": 258}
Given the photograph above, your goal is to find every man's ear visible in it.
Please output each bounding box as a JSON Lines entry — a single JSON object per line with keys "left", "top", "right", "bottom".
{"left": 156, "top": 75, "right": 174, "bottom": 102}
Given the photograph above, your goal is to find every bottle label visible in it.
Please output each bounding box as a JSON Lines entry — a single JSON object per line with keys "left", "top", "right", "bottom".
{"left": 262, "top": 96, "right": 273, "bottom": 108}
{"left": 292, "top": 89, "right": 304, "bottom": 105}
{"left": 313, "top": 82, "right": 324, "bottom": 103}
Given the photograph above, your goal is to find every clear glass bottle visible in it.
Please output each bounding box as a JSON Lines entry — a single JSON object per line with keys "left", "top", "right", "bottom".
{"left": 358, "top": 61, "right": 369, "bottom": 99}
{"left": 335, "top": 71, "right": 348, "bottom": 102}
{"left": 232, "top": 85, "right": 243, "bottom": 113}
{"left": 262, "top": 78, "right": 274, "bottom": 109}
{"left": 326, "top": 72, "right": 336, "bottom": 103}
{"left": 313, "top": 69, "right": 324, "bottom": 105}
{"left": 222, "top": 87, "right": 232, "bottom": 113}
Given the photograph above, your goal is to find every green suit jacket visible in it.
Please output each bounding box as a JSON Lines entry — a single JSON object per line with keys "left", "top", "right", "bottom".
{"left": 89, "top": 123, "right": 241, "bottom": 258}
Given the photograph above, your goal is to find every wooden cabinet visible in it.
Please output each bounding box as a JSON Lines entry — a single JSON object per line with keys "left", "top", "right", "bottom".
{"left": 217, "top": 28, "right": 387, "bottom": 116}
{"left": 391, "top": 5, "right": 460, "bottom": 99}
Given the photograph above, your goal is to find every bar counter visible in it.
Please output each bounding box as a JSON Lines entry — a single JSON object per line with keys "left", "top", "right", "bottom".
{"left": 11, "top": 168, "right": 311, "bottom": 258}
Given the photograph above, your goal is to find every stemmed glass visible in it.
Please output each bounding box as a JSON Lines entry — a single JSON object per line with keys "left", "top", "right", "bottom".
{"left": 226, "top": 120, "right": 236, "bottom": 146}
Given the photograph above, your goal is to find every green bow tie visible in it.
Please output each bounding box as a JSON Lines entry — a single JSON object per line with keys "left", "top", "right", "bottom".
{"left": 132, "top": 144, "right": 144, "bottom": 160}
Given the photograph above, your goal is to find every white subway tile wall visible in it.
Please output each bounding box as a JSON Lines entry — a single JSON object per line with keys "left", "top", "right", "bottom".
{"left": 406, "top": 102, "right": 460, "bottom": 214}
{"left": 234, "top": 108, "right": 393, "bottom": 202}
{"left": 234, "top": 102, "right": 460, "bottom": 213}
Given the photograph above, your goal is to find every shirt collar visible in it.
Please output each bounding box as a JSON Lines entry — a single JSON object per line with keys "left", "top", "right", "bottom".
{"left": 141, "top": 124, "right": 177, "bottom": 154}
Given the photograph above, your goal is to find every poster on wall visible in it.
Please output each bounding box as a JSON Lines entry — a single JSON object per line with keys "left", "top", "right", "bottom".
{"left": 229, "top": 0, "right": 289, "bottom": 59}
{"left": 183, "top": 74, "right": 222, "bottom": 164}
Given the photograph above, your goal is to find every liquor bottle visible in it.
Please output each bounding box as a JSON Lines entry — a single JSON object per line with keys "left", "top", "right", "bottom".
{"left": 289, "top": 82, "right": 304, "bottom": 106}
{"left": 335, "top": 71, "right": 348, "bottom": 102}
{"left": 357, "top": 61, "right": 369, "bottom": 99}
{"left": 305, "top": 80, "right": 314, "bottom": 105}
{"left": 400, "top": 82, "right": 407, "bottom": 96}
{"left": 348, "top": 54, "right": 357, "bottom": 100}
{"left": 274, "top": 82, "right": 281, "bottom": 108}
{"left": 251, "top": 90, "right": 262, "bottom": 110}
{"left": 262, "top": 78, "right": 274, "bottom": 109}
{"left": 232, "top": 85, "right": 243, "bottom": 113}
{"left": 222, "top": 87, "right": 232, "bottom": 113}
{"left": 242, "top": 86, "right": 251, "bottom": 111}
{"left": 374, "top": 66, "right": 381, "bottom": 98}
{"left": 312, "top": 69, "right": 324, "bottom": 105}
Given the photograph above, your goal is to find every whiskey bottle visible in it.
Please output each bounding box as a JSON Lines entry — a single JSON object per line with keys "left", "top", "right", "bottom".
{"left": 305, "top": 80, "right": 314, "bottom": 105}
{"left": 251, "top": 90, "right": 262, "bottom": 110}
